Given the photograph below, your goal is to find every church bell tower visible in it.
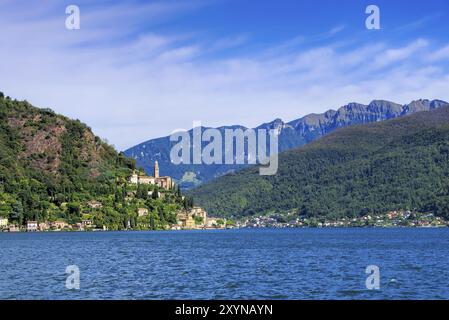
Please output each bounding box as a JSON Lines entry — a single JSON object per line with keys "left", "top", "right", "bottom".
{"left": 154, "top": 161, "right": 159, "bottom": 178}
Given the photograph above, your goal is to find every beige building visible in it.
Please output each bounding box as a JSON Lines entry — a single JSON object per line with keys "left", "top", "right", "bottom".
{"left": 176, "top": 211, "right": 196, "bottom": 229}
{"left": 154, "top": 161, "right": 174, "bottom": 189}
{"left": 137, "top": 208, "right": 149, "bottom": 217}
{"left": 176, "top": 207, "right": 208, "bottom": 229}
{"left": 51, "top": 221, "right": 69, "bottom": 230}
{"left": 8, "top": 225, "right": 20, "bottom": 232}
{"left": 155, "top": 176, "right": 173, "bottom": 189}
{"left": 129, "top": 173, "right": 139, "bottom": 184}
{"left": 206, "top": 218, "right": 217, "bottom": 228}
{"left": 0, "top": 217, "right": 8, "bottom": 228}
{"left": 38, "top": 222, "right": 50, "bottom": 231}
{"left": 87, "top": 200, "right": 103, "bottom": 209}
{"left": 73, "top": 223, "right": 84, "bottom": 231}
{"left": 205, "top": 218, "right": 226, "bottom": 229}
{"left": 82, "top": 220, "right": 93, "bottom": 228}
{"left": 190, "top": 207, "right": 207, "bottom": 222}
{"left": 128, "top": 161, "right": 174, "bottom": 190}
{"left": 139, "top": 176, "right": 155, "bottom": 184}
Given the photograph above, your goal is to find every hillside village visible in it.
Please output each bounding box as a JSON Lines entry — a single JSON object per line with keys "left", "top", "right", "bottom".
{"left": 0, "top": 155, "right": 447, "bottom": 232}
{"left": 0, "top": 158, "right": 225, "bottom": 232}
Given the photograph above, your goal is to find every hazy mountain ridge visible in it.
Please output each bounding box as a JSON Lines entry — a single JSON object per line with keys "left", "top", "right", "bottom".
{"left": 189, "top": 105, "right": 449, "bottom": 218}
{"left": 125, "top": 99, "right": 448, "bottom": 189}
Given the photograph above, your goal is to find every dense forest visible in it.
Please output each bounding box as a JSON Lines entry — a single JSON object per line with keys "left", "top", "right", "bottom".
{"left": 190, "top": 106, "right": 449, "bottom": 220}
{"left": 0, "top": 92, "right": 191, "bottom": 230}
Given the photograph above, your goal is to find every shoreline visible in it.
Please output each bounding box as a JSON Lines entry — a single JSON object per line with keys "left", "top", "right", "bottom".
{"left": 2, "top": 225, "right": 448, "bottom": 233}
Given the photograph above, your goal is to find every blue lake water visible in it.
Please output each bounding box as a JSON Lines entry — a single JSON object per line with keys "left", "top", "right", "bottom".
{"left": 1, "top": 228, "right": 449, "bottom": 300}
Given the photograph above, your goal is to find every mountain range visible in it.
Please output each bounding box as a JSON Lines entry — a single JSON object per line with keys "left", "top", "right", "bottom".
{"left": 124, "top": 99, "right": 448, "bottom": 189}
{"left": 2, "top": 90, "right": 449, "bottom": 223}
{"left": 189, "top": 105, "right": 449, "bottom": 218}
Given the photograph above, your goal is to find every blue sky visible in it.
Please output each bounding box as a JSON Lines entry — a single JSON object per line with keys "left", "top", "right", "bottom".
{"left": 1, "top": 0, "right": 449, "bottom": 150}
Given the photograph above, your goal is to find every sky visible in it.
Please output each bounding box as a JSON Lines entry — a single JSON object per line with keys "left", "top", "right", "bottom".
{"left": 1, "top": 0, "right": 449, "bottom": 150}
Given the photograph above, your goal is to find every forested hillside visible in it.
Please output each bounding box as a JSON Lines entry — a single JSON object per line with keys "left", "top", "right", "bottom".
{"left": 0, "top": 92, "right": 189, "bottom": 230}
{"left": 190, "top": 106, "right": 449, "bottom": 219}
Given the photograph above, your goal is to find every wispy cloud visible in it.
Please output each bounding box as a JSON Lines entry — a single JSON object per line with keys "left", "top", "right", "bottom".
{"left": 0, "top": 1, "right": 449, "bottom": 150}
{"left": 328, "top": 25, "right": 346, "bottom": 36}
{"left": 373, "top": 39, "right": 429, "bottom": 68}
{"left": 393, "top": 13, "right": 443, "bottom": 33}
{"left": 208, "top": 35, "right": 249, "bottom": 52}
{"left": 428, "top": 44, "right": 449, "bottom": 61}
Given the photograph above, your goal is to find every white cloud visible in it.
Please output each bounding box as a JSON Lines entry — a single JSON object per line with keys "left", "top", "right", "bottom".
{"left": 0, "top": 2, "right": 448, "bottom": 151}
{"left": 209, "top": 35, "right": 249, "bottom": 52}
{"left": 428, "top": 44, "right": 449, "bottom": 61}
{"left": 328, "top": 25, "right": 345, "bottom": 36}
{"left": 373, "top": 39, "right": 429, "bottom": 68}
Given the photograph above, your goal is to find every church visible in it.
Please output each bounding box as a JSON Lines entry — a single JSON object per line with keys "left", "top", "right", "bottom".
{"left": 128, "top": 161, "right": 173, "bottom": 190}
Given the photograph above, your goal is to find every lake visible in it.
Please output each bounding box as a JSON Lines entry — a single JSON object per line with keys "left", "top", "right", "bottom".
{"left": 1, "top": 228, "right": 448, "bottom": 299}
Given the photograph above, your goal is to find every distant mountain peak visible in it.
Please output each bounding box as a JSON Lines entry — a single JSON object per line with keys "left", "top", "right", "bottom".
{"left": 257, "top": 118, "right": 288, "bottom": 130}
{"left": 190, "top": 105, "right": 449, "bottom": 218}
{"left": 125, "top": 98, "right": 449, "bottom": 189}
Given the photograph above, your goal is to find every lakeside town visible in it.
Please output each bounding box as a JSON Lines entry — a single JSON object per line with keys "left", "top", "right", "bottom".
{"left": 235, "top": 210, "right": 449, "bottom": 228}
{"left": 2, "top": 208, "right": 448, "bottom": 232}
{"left": 0, "top": 161, "right": 230, "bottom": 232}
{"left": 0, "top": 207, "right": 229, "bottom": 232}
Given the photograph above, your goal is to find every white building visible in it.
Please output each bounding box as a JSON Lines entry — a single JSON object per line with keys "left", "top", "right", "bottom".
{"left": 0, "top": 217, "right": 8, "bottom": 228}
{"left": 27, "top": 221, "right": 38, "bottom": 232}
{"left": 137, "top": 208, "right": 149, "bottom": 217}
{"left": 127, "top": 161, "right": 173, "bottom": 190}
{"left": 129, "top": 173, "right": 139, "bottom": 184}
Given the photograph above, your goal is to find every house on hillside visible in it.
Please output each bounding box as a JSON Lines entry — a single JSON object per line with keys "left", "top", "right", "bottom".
{"left": 8, "top": 225, "right": 20, "bottom": 232}
{"left": 176, "top": 211, "right": 196, "bottom": 229}
{"left": 137, "top": 208, "right": 148, "bottom": 217}
{"left": 82, "top": 220, "right": 93, "bottom": 229}
{"left": 38, "top": 222, "right": 50, "bottom": 231}
{"left": 0, "top": 217, "right": 8, "bottom": 229}
{"left": 27, "top": 221, "right": 38, "bottom": 232}
{"left": 176, "top": 207, "right": 209, "bottom": 229}
{"left": 50, "top": 221, "right": 69, "bottom": 230}
{"left": 87, "top": 200, "right": 103, "bottom": 209}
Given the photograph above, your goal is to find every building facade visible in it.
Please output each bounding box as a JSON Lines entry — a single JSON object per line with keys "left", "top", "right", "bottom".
{"left": 51, "top": 221, "right": 69, "bottom": 230}
{"left": 27, "top": 221, "right": 38, "bottom": 232}
{"left": 137, "top": 208, "right": 149, "bottom": 217}
{"left": 0, "top": 217, "right": 8, "bottom": 228}
{"left": 128, "top": 161, "right": 174, "bottom": 190}
{"left": 176, "top": 207, "right": 208, "bottom": 229}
